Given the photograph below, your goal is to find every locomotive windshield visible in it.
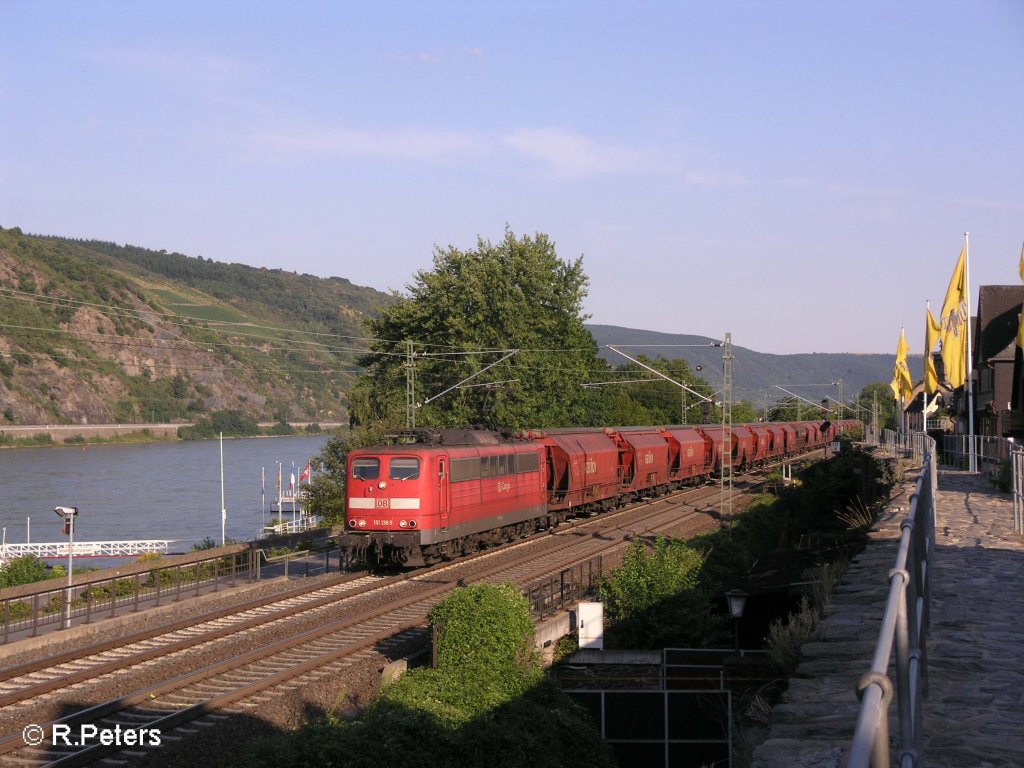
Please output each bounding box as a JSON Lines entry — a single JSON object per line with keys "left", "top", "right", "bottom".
{"left": 389, "top": 457, "right": 420, "bottom": 480}
{"left": 351, "top": 457, "right": 380, "bottom": 480}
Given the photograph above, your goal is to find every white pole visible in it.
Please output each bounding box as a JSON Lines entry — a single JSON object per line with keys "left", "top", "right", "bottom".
{"left": 261, "top": 466, "right": 266, "bottom": 532}
{"left": 220, "top": 432, "right": 226, "bottom": 546}
{"left": 965, "top": 232, "right": 977, "bottom": 472}
{"left": 26, "top": 516, "right": 30, "bottom": 544}
{"left": 64, "top": 517, "right": 74, "bottom": 630}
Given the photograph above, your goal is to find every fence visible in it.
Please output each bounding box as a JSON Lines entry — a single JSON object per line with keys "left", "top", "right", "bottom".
{"left": 880, "top": 430, "right": 929, "bottom": 462}
{"left": 848, "top": 438, "right": 936, "bottom": 768}
{"left": 1, "top": 548, "right": 256, "bottom": 644}
{"left": 939, "top": 433, "right": 1013, "bottom": 472}
{"left": 258, "top": 513, "right": 321, "bottom": 538}
{"left": 522, "top": 556, "right": 603, "bottom": 618}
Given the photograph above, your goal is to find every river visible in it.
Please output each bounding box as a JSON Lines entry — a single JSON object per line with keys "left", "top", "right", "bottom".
{"left": 0, "top": 435, "right": 331, "bottom": 551}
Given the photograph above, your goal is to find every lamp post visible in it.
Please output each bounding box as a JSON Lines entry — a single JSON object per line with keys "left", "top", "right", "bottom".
{"left": 54, "top": 506, "right": 78, "bottom": 630}
{"left": 725, "top": 587, "right": 747, "bottom": 652}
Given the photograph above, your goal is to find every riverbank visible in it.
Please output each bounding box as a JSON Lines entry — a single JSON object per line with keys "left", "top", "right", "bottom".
{"left": 0, "top": 422, "right": 346, "bottom": 449}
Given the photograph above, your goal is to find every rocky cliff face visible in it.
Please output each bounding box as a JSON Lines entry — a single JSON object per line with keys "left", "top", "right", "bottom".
{"left": 0, "top": 230, "right": 375, "bottom": 426}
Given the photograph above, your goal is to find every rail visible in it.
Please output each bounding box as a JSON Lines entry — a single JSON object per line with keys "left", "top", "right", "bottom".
{"left": 940, "top": 433, "right": 1011, "bottom": 470}
{"left": 0, "top": 548, "right": 256, "bottom": 644}
{"left": 0, "top": 540, "right": 171, "bottom": 563}
{"left": 1013, "top": 446, "right": 1024, "bottom": 535}
{"left": 880, "top": 429, "right": 929, "bottom": 462}
{"left": 848, "top": 437, "right": 935, "bottom": 768}
{"left": 521, "top": 556, "right": 603, "bottom": 618}
{"left": 258, "top": 514, "right": 320, "bottom": 538}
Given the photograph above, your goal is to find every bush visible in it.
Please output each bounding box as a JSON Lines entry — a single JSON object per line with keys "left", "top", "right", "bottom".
{"left": 2, "top": 601, "right": 32, "bottom": 622}
{"left": 0, "top": 556, "right": 57, "bottom": 588}
{"left": 766, "top": 597, "right": 820, "bottom": 676}
{"left": 994, "top": 460, "right": 1013, "bottom": 493}
{"left": 237, "top": 583, "right": 615, "bottom": 768}
{"left": 601, "top": 536, "right": 715, "bottom": 649}
{"left": 429, "top": 583, "right": 540, "bottom": 688}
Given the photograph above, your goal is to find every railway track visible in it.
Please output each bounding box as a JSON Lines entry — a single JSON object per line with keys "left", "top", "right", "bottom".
{"left": 0, "top": 463, "right": 787, "bottom": 766}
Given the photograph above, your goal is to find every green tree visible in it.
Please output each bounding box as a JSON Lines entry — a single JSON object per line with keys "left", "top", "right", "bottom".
{"left": 768, "top": 396, "right": 807, "bottom": 422}
{"left": 348, "top": 229, "right": 606, "bottom": 433}
{"left": 854, "top": 383, "right": 897, "bottom": 431}
{"left": 732, "top": 399, "right": 759, "bottom": 424}
{"left": 601, "top": 536, "right": 713, "bottom": 648}
{"left": 601, "top": 355, "right": 714, "bottom": 425}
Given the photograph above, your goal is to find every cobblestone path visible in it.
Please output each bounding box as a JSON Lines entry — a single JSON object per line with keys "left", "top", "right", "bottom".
{"left": 752, "top": 468, "right": 1024, "bottom": 768}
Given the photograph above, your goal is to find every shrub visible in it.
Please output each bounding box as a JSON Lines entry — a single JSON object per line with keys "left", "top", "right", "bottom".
{"left": 0, "top": 555, "right": 56, "bottom": 588}
{"left": 994, "top": 460, "right": 1012, "bottom": 493}
{"left": 1, "top": 601, "right": 32, "bottom": 622}
{"left": 766, "top": 597, "right": 820, "bottom": 676}
{"left": 601, "top": 535, "right": 714, "bottom": 649}
{"left": 237, "top": 582, "right": 614, "bottom": 768}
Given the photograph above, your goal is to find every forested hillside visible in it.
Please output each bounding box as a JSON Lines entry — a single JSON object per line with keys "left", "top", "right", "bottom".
{"left": 587, "top": 324, "right": 914, "bottom": 405}
{"left": 0, "top": 227, "right": 393, "bottom": 426}
{"left": 0, "top": 225, "right": 896, "bottom": 433}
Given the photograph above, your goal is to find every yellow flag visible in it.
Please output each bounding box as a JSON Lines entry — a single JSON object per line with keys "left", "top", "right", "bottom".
{"left": 939, "top": 247, "right": 968, "bottom": 388}
{"left": 891, "top": 328, "right": 914, "bottom": 403}
{"left": 925, "top": 307, "right": 941, "bottom": 395}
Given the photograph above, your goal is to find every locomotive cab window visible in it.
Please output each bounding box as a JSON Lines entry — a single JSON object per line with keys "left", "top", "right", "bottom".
{"left": 351, "top": 458, "right": 380, "bottom": 480}
{"left": 389, "top": 457, "right": 421, "bottom": 481}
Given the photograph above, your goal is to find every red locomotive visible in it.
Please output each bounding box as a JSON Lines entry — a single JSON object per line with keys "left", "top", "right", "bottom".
{"left": 338, "top": 419, "right": 861, "bottom": 567}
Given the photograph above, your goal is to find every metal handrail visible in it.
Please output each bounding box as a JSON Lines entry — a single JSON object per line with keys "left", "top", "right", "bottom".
{"left": 848, "top": 438, "right": 935, "bottom": 767}
{"left": 1012, "top": 446, "right": 1024, "bottom": 534}
{"left": 881, "top": 429, "right": 929, "bottom": 462}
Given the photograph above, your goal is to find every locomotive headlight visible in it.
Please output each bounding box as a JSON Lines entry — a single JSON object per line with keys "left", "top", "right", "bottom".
{"left": 357, "top": 519, "right": 366, "bottom": 528}
{"left": 347, "top": 519, "right": 357, "bottom": 528}
{"left": 378, "top": 481, "right": 387, "bottom": 490}
{"left": 399, "top": 520, "right": 408, "bottom": 528}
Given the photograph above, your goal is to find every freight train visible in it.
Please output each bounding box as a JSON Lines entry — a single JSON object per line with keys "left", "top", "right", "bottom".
{"left": 336, "top": 419, "right": 861, "bottom": 567}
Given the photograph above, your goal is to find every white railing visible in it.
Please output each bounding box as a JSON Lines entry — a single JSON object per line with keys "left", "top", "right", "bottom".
{"left": 0, "top": 540, "right": 170, "bottom": 563}
{"left": 258, "top": 515, "right": 320, "bottom": 538}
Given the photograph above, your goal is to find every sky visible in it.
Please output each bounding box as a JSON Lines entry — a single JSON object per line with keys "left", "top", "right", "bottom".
{"left": 2, "top": 1, "right": 1022, "bottom": 355}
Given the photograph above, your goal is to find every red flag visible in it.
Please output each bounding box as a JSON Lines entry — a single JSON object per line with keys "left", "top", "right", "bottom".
{"left": 300, "top": 462, "right": 311, "bottom": 483}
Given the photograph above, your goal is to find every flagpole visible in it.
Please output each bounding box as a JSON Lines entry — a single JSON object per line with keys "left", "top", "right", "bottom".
{"left": 220, "top": 432, "right": 226, "bottom": 546}
{"left": 923, "top": 302, "right": 929, "bottom": 433}
{"left": 965, "top": 232, "right": 976, "bottom": 472}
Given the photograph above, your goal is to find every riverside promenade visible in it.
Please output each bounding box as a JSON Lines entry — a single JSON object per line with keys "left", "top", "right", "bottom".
{"left": 752, "top": 467, "right": 1024, "bottom": 768}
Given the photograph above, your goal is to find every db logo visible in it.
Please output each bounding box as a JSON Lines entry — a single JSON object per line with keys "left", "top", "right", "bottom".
{"left": 375, "top": 498, "right": 390, "bottom": 508}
